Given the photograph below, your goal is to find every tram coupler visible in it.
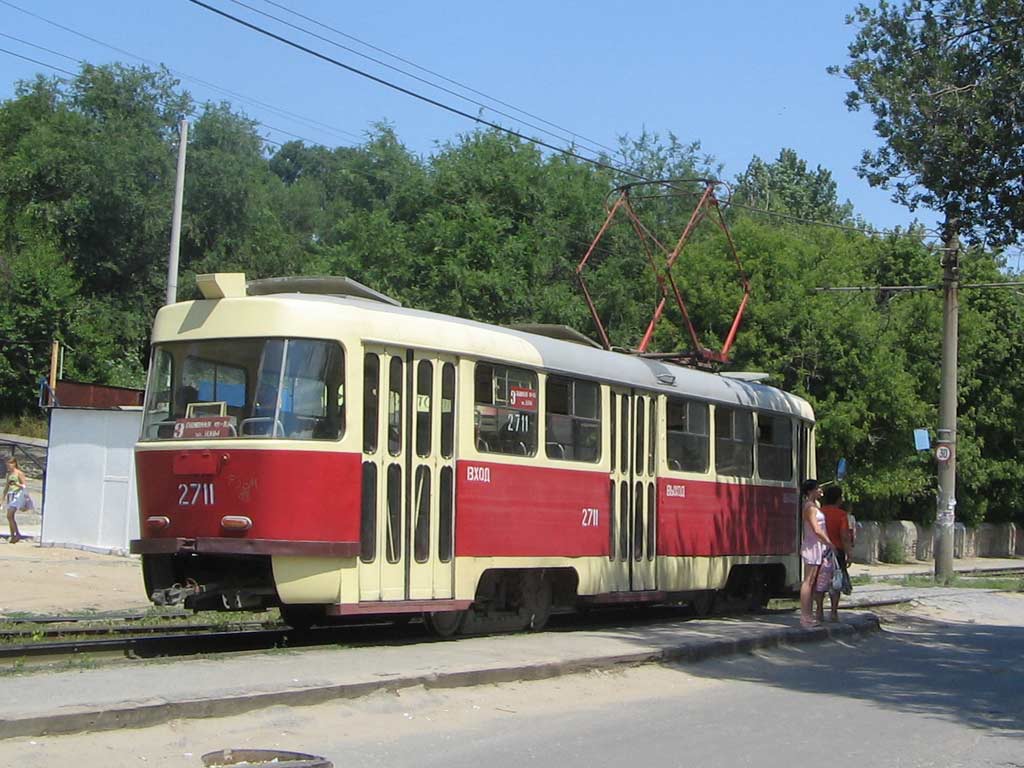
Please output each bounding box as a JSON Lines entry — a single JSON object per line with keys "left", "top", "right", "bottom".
{"left": 151, "top": 578, "right": 208, "bottom": 606}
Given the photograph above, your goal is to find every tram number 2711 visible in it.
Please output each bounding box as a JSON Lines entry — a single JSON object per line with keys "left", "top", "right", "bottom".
{"left": 178, "top": 482, "right": 215, "bottom": 506}
{"left": 581, "top": 507, "right": 599, "bottom": 527}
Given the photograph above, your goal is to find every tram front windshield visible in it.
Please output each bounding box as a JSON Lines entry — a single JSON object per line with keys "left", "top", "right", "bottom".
{"left": 141, "top": 338, "right": 345, "bottom": 441}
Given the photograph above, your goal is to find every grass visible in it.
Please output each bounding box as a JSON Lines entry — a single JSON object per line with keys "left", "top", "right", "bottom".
{"left": 0, "top": 608, "right": 278, "bottom": 648}
{"left": 897, "top": 574, "right": 1024, "bottom": 591}
{"left": 0, "top": 414, "right": 48, "bottom": 440}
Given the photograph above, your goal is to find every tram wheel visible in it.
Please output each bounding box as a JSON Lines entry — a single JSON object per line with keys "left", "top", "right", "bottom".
{"left": 424, "top": 610, "right": 465, "bottom": 638}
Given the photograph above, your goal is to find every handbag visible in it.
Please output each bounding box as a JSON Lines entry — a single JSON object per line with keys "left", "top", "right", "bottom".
{"left": 840, "top": 557, "right": 853, "bottom": 595}
{"left": 830, "top": 551, "right": 845, "bottom": 593}
{"left": 814, "top": 549, "right": 835, "bottom": 593}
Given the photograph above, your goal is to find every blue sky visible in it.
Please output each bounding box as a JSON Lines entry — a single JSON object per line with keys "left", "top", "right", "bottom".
{"left": 0, "top": 0, "right": 940, "bottom": 234}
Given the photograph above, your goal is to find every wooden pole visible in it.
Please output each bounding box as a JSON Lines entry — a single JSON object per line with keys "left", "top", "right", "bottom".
{"left": 48, "top": 339, "right": 59, "bottom": 406}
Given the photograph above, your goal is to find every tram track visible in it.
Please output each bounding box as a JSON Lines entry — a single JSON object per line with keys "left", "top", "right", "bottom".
{"left": 0, "top": 603, "right": 836, "bottom": 668}
{"left": 1, "top": 578, "right": 1015, "bottom": 669}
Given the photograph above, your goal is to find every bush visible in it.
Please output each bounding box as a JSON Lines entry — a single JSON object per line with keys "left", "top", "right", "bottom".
{"left": 0, "top": 414, "right": 48, "bottom": 440}
{"left": 879, "top": 538, "right": 905, "bottom": 564}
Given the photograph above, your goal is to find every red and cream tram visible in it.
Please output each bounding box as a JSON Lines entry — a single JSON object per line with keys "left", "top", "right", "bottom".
{"left": 131, "top": 274, "right": 816, "bottom": 634}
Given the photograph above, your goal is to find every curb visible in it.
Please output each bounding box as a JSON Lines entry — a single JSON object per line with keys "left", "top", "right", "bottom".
{"left": 0, "top": 613, "right": 880, "bottom": 740}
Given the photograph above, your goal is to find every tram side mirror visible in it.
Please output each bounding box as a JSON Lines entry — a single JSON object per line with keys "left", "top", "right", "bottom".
{"left": 836, "top": 458, "right": 848, "bottom": 482}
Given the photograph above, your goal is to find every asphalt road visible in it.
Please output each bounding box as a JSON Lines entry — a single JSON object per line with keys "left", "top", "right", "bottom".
{"left": 1, "top": 591, "right": 1021, "bottom": 768}
{"left": 328, "top": 593, "right": 1024, "bottom": 768}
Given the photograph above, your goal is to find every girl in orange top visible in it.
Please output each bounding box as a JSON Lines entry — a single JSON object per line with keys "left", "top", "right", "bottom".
{"left": 820, "top": 485, "right": 853, "bottom": 621}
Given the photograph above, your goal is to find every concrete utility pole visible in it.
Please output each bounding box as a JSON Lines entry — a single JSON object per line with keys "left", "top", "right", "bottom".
{"left": 165, "top": 118, "right": 189, "bottom": 306}
{"left": 933, "top": 228, "right": 960, "bottom": 582}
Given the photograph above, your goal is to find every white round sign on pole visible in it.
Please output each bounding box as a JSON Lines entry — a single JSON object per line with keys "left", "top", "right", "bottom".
{"left": 935, "top": 445, "right": 952, "bottom": 462}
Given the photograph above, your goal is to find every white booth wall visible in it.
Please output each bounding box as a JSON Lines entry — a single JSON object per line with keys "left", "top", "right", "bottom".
{"left": 42, "top": 408, "right": 143, "bottom": 553}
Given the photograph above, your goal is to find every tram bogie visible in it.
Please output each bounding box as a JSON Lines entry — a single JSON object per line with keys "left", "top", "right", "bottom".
{"left": 132, "top": 274, "right": 815, "bottom": 636}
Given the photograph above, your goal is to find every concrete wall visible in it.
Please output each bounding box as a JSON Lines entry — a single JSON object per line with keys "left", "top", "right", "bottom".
{"left": 954, "top": 523, "right": 977, "bottom": 559}
{"left": 852, "top": 521, "right": 881, "bottom": 564}
{"left": 914, "top": 524, "right": 934, "bottom": 561}
{"left": 852, "top": 519, "right": 1021, "bottom": 563}
{"left": 976, "top": 523, "right": 1017, "bottom": 557}
{"left": 42, "top": 408, "right": 142, "bottom": 553}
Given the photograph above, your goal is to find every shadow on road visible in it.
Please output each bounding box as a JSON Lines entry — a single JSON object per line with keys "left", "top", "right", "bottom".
{"left": 678, "top": 612, "right": 1024, "bottom": 734}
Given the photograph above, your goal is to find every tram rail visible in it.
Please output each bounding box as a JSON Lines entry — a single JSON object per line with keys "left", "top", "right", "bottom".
{"left": 0, "top": 600, "right": 862, "bottom": 669}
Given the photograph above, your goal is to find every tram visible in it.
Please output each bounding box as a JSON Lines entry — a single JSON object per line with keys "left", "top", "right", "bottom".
{"left": 131, "top": 274, "right": 815, "bottom": 635}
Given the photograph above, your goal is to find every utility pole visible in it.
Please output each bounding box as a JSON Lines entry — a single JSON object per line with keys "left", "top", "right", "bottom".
{"left": 166, "top": 118, "right": 189, "bottom": 306}
{"left": 47, "top": 339, "right": 59, "bottom": 407}
{"left": 933, "top": 226, "right": 960, "bottom": 582}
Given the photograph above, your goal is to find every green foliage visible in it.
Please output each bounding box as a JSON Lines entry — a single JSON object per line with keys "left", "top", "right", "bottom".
{"left": 0, "top": 414, "right": 47, "bottom": 439}
{"left": 880, "top": 538, "right": 906, "bottom": 564}
{"left": 734, "top": 148, "right": 855, "bottom": 224}
{"left": 899, "top": 574, "right": 1024, "bottom": 591}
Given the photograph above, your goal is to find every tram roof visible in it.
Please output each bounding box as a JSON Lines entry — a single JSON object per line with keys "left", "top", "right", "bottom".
{"left": 155, "top": 291, "right": 814, "bottom": 421}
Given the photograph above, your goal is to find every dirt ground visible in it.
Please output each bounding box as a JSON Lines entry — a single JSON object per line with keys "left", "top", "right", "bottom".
{"left": 0, "top": 542, "right": 148, "bottom": 616}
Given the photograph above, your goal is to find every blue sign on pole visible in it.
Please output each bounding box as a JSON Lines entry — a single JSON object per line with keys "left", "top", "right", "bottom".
{"left": 913, "top": 429, "right": 931, "bottom": 451}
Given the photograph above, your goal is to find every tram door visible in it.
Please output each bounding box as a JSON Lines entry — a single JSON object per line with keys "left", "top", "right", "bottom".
{"left": 358, "top": 348, "right": 457, "bottom": 602}
{"left": 631, "top": 392, "right": 657, "bottom": 591}
{"left": 407, "top": 353, "right": 457, "bottom": 600}
{"left": 609, "top": 388, "right": 658, "bottom": 592}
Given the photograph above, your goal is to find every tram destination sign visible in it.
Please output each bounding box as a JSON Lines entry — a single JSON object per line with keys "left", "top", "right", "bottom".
{"left": 174, "top": 416, "right": 235, "bottom": 439}
{"left": 509, "top": 386, "right": 537, "bottom": 411}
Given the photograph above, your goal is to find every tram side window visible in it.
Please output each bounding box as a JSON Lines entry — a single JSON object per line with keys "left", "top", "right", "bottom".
{"left": 388, "top": 357, "right": 403, "bottom": 456}
{"left": 666, "top": 398, "right": 709, "bottom": 473}
{"left": 363, "top": 354, "right": 380, "bottom": 454}
{"left": 144, "top": 349, "right": 173, "bottom": 432}
{"left": 757, "top": 414, "right": 793, "bottom": 481}
{"left": 715, "top": 407, "right": 753, "bottom": 477}
{"left": 474, "top": 363, "right": 538, "bottom": 456}
{"left": 545, "top": 376, "right": 601, "bottom": 462}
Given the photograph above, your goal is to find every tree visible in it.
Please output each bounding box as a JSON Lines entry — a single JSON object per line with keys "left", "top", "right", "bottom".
{"left": 734, "top": 149, "right": 854, "bottom": 224}
{"left": 835, "top": 0, "right": 1024, "bottom": 246}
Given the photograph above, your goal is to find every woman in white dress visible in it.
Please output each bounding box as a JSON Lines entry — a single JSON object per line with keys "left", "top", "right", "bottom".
{"left": 799, "top": 478, "right": 832, "bottom": 627}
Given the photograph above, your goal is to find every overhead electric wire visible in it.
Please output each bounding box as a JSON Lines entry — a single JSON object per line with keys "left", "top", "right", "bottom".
{"left": 1, "top": 31, "right": 80, "bottom": 65}
{"left": 0, "top": 0, "right": 362, "bottom": 145}
{"left": 0, "top": 29, "right": 329, "bottom": 150}
{"left": 223, "top": 0, "right": 616, "bottom": 164}
{"left": 0, "top": 46, "right": 75, "bottom": 77}
{"left": 251, "top": 0, "right": 625, "bottom": 161}
{"left": 187, "top": 0, "right": 672, "bottom": 187}
{"left": 816, "top": 281, "right": 1024, "bottom": 293}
